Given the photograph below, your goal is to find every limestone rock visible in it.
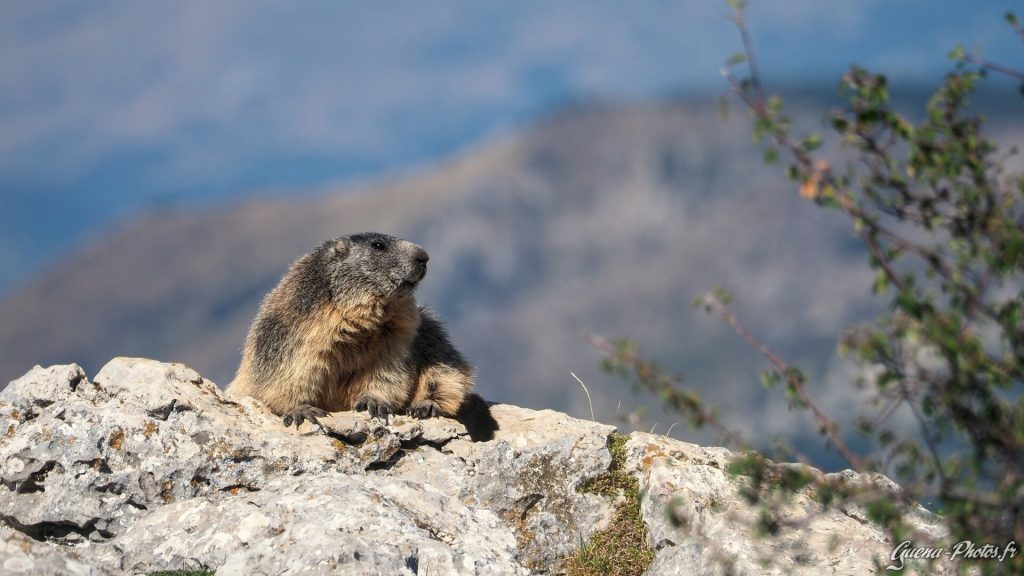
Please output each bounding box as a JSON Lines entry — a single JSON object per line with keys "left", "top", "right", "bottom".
{"left": 0, "top": 526, "right": 111, "bottom": 576}
{"left": 95, "top": 473, "right": 522, "bottom": 576}
{"left": 0, "top": 359, "right": 950, "bottom": 575}
{"left": 625, "top": 432, "right": 949, "bottom": 576}
{"left": 0, "top": 358, "right": 616, "bottom": 574}
{"left": 0, "top": 359, "right": 392, "bottom": 545}
{"left": 382, "top": 405, "right": 617, "bottom": 571}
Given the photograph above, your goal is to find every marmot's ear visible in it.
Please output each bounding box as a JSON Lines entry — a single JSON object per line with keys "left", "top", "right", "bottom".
{"left": 333, "top": 238, "right": 350, "bottom": 258}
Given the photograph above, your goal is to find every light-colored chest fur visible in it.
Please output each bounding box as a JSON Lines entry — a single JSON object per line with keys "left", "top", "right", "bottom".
{"left": 295, "top": 296, "right": 421, "bottom": 410}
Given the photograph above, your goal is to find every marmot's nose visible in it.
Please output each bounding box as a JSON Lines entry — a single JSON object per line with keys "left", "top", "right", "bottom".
{"left": 414, "top": 247, "right": 429, "bottom": 265}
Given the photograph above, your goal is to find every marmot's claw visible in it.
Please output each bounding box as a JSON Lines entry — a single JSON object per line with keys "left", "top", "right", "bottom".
{"left": 407, "top": 400, "right": 440, "bottom": 419}
{"left": 354, "top": 397, "right": 393, "bottom": 421}
{"left": 282, "top": 405, "right": 329, "bottom": 432}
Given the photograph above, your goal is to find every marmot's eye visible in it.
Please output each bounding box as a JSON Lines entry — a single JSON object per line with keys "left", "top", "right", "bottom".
{"left": 370, "top": 241, "right": 386, "bottom": 251}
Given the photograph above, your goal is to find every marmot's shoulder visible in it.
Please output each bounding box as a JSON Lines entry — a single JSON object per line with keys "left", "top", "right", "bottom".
{"left": 412, "top": 306, "right": 465, "bottom": 363}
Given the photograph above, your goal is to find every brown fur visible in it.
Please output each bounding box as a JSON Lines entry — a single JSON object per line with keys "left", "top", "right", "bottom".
{"left": 227, "top": 233, "right": 474, "bottom": 425}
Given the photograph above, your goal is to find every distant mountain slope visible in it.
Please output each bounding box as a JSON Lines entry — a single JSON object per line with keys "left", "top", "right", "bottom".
{"left": 5, "top": 98, "right": 1014, "bottom": 449}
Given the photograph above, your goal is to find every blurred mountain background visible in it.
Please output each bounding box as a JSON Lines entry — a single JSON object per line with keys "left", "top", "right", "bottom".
{"left": 2, "top": 1, "right": 1022, "bottom": 465}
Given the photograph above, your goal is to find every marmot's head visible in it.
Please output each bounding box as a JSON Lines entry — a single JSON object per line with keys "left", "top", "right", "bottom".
{"left": 318, "top": 232, "right": 430, "bottom": 302}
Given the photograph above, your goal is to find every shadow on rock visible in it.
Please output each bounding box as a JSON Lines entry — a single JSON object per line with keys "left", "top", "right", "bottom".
{"left": 455, "top": 393, "right": 499, "bottom": 442}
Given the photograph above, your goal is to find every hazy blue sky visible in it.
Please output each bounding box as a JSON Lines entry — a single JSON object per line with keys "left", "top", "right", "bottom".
{"left": 1, "top": 1, "right": 1020, "bottom": 293}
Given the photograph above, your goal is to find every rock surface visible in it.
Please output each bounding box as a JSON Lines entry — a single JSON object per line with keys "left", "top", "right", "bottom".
{"left": 1, "top": 358, "right": 946, "bottom": 575}
{"left": 0, "top": 525, "right": 112, "bottom": 576}
{"left": 625, "top": 433, "right": 948, "bottom": 576}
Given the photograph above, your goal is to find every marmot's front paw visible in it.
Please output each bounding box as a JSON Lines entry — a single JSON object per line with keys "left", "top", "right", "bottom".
{"left": 407, "top": 400, "right": 441, "bottom": 419}
{"left": 282, "top": 404, "right": 329, "bottom": 431}
{"left": 354, "top": 397, "right": 395, "bottom": 420}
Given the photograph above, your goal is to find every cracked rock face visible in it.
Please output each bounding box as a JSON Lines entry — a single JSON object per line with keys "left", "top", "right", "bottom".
{"left": 0, "top": 358, "right": 617, "bottom": 575}
{"left": 0, "top": 526, "right": 112, "bottom": 576}
{"left": 0, "top": 360, "right": 379, "bottom": 547}
{"left": 1, "top": 358, "right": 946, "bottom": 575}
{"left": 95, "top": 474, "right": 523, "bottom": 576}
{"left": 625, "top": 433, "right": 949, "bottom": 576}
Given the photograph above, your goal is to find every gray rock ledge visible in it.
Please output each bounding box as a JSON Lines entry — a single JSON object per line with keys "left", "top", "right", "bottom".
{"left": 1, "top": 358, "right": 945, "bottom": 575}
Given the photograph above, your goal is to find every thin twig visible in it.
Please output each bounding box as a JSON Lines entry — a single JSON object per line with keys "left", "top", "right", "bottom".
{"left": 587, "top": 333, "right": 749, "bottom": 449}
{"left": 862, "top": 232, "right": 907, "bottom": 292}
{"left": 705, "top": 297, "right": 864, "bottom": 471}
{"left": 570, "top": 372, "right": 596, "bottom": 422}
{"left": 898, "top": 378, "right": 949, "bottom": 489}
{"left": 730, "top": 3, "right": 763, "bottom": 100}
{"left": 869, "top": 396, "right": 903, "bottom": 429}
{"left": 964, "top": 54, "right": 1024, "bottom": 83}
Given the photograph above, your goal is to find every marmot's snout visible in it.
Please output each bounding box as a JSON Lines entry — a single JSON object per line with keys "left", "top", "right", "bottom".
{"left": 411, "top": 246, "right": 429, "bottom": 282}
{"left": 405, "top": 244, "right": 429, "bottom": 286}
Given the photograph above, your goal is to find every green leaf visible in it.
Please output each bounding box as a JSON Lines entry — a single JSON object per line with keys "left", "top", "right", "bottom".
{"left": 725, "top": 52, "right": 747, "bottom": 66}
{"left": 712, "top": 286, "right": 734, "bottom": 306}
{"left": 802, "top": 134, "right": 823, "bottom": 151}
{"left": 872, "top": 272, "right": 888, "bottom": 295}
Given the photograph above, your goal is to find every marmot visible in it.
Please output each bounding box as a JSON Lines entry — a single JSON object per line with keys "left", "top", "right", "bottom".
{"left": 227, "top": 232, "right": 474, "bottom": 429}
